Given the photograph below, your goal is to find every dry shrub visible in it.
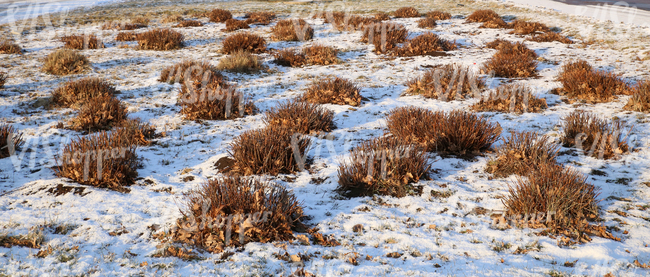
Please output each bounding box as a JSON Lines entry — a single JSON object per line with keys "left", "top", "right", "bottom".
{"left": 508, "top": 20, "right": 550, "bottom": 35}
{"left": 483, "top": 43, "right": 538, "bottom": 78}
{"left": 555, "top": 60, "right": 630, "bottom": 103}
{"left": 471, "top": 84, "right": 547, "bottom": 113}
{"left": 417, "top": 17, "right": 437, "bottom": 29}
{"left": 300, "top": 77, "right": 361, "bottom": 106}
{"left": 60, "top": 34, "right": 103, "bottom": 50}
{"left": 113, "top": 119, "right": 158, "bottom": 146}
{"left": 485, "top": 40, "right": 537, "bottom": 59}
{"left": 393, "top": 7, "right": 420, "bottom": 18}
{"left": 175, "top": 20, "right": 202, "bottom": 27}
{"left": 374, "top": 12, "right": 390, "bottom": 21}
{"left": 361, "top": 22, "right": 408, "bottom": 53}
{"left": 264, "top": 99, "right": 335, "bottom": 134}
{"left": 115, "top": 31, "right": 138, "bottom": 41}
{"left": 386, "top": 107, "right": 502, "bottom": 156}
{"left": 54, "top": 130, "right": 139, "bottom": 192}
{"left": 272, "top": 49, "right": 306, "bottom": 67}
{"left": 159, "top": 60, "right": 224, "bottom": 85}
{"left": 51, "top": 77, "right": 118, "bottom": 108}
{"left": 405, "top": 64, "right": 485, "bottom": 100}
{"left": 624, "top": 80, "right": 650, "bottom": 112}
{"left": 162, "top": 14, "right": 184, "bottom": 23}
{"left": 171, "top": 176, "right": 305, "bottom": 253}
{"left": 426, "top": 11, "right": 452, "bottom": 20}
{"left": 337, "top": 136, "right": 430, "bottom": 198}
{"left": 0, "top": 72, "right": 6, "bottom": 88}
{"left": 244, "top": 11, "right": 276, "bottom": 25}
{"left": 217, "top": 50, "right": 264, "bottom": 73}
{"left": 560, "top": 110, "right": 628, "bottom": 160}
{"left": 209, "top": 9, "right": 232, "bottom": 23}
{"left": 0, "top": 40, "right": 23, "bottom": 54}
{"left": 334, "top": 15, "right": 380, "bottom": 31}
{"left": 394, "top": 33, "right": 456, "bottom": 56}
{"left": 465, "top": 9, "right": 507, "bottom": 28}
{"left": 137, "top": 28, "right": 184, "bottom": 50}
{"left": 229, "top": 125, "right": 311, "bottom": 176}
{"left": 486, "top": 131, "right": 559, "bottom": 178}
{"left": 178, "top": 72, "right": 255, "bottom": 120}
{"left": 42, "top": 49, "right": 90, "bottom": 76}
{"left": 222, "top": 32, "right": 266, "bottom": 54}
{"left": 271, "top": 19, "right": 314, "bottom": 41}
{"left": 223, "top": 19, "right": 250, "bottom": 32}
{"left": 69, "top": 96, "right": 128, "bottom": 132}
{"left": 303, "top": 44, "right": 339, "bottom": 65}
{"left": 527, "top": 32, "right": 573, "bottom": 44}
{"left": 502, "top": 163, "right": 616, "bottom": 245}
{"left": 101, "top": 22, "right": 146, "bottom": 30}
{"left": 0, "top": 124, "right": 24, "bottom": 159}
{"left": 131, "top": 17, "right": 150, "bottom": 25}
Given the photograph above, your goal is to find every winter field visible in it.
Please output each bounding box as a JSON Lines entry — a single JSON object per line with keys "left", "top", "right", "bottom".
{"left": 1, "top": 0, "right": 650, "bottom": 276}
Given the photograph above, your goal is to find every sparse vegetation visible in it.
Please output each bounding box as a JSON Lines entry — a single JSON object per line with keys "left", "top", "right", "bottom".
{"left": 374, "top": 12, "right": 390, "bottom": 21}
{"left": 417, "top": 17, "right": 437, "bottom": 29}
{"left": 136, "top": 28, "right": 184, "bottom": 50}
{"left": 175, "top": 20, "right": 202, "bottom": 28}
{"left": 527, "top": 31, "right": 573, "bottom": 44}
{"left": 271, "top": 19, "right": 314, "bottom": 41}
{"left": 300, "top": 77, "right": 361, "bottom": 106}
{"left": 159, "top": 60, "right": 224, "bottom": 85}
{"left": 264, "top": 99, "right": 335, "bottom": 134}
{"left": 394, "top": 33, "right": 456, "bottom": 56}
{"left": 244, "top": 11, "right": 276, "bottom": 25}
{"left": 361, "top": 22, "right": 408, "bottom": 53}
{"left": 115, "top": 31, "right": 138, "bottom": 41}
{"left": 60, "top": 34, "right": 103, "bottom": 50}
{"left": 486, "top": 131, "right": 559, "bottom": 178}
{"left": 42, "top": 49, "right": 90, "bottom": 76}
{"left": 69, "top": 96, "right": 128, "bottom": 133}
{"left": 51, "top": 77, "right": 118, "bottom": 108}
{"left": 426, "top": 11, "right": 452, "bottom": 20}
{"left": 209, "top": 9, "right": 232, "bottom": 23}
{"left": 228, "top": 125, "right": 311, "bottom": 176}
{"left": 405, "top": 64, "right": 485, "bottom": 100}
{"left": 0, "top": 124, "right": 24, "bottom": 158}
{"left": 337, "top": 136, "right": 430, "bottom": 197}
{"left": 508, "top": 20, "right": 550, "bottom": 35}
{"left": 273, "top": 49, "right": 306, "bottom": 67}
{"left": 222, "top": 33, "right": 266, "bottom": 54}
{"left": 178, "top": 72, "right": 255, "bottom": 120}
{"left": 216, "top": 50, "right": 264, "bottom": 73}
{"left": 471, "top": 84, "right": 547, "bottom": 113}
{"left": 0, "top": 72, "right": 6, "bottom": 88}
{"left": 303, "top": 44, "right": 339, "bottom": 65}
{"left": 223, "top": 19, "right": 249, "bottom": 32}
{"left": 555, "top": 60, "right": 631, "bottom": 103}
{"left": 393, "top": 7, "right": 420, "bottom": 18}
{"left": 624, "top": 80, "right": 650, "bottom": 112}
{"left": 560, "top": 110, "right": 629, "bottom": 160}
{"left": 171, "top": 176, "right": 305, "bottom": 252}
{"left": 483, "top": 42, "right": 538, "bottom": 78}
{"left": 0, "top": 40, "right": 23, "bottom": 54}
{"left": 162, "top": 14, "right": 184, "bottom": 23}
{"left": 465, "top": 9, "right": 507, "bottom": 28}
{"left": 386, "top": 106, "right": 502, "bottom": 156}
{"left": 101, "top": 21, "right": 145, "bottom": 30}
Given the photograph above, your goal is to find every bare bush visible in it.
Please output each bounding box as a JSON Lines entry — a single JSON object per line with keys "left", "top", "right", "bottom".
{"left": 222, "top": 33, "right": 266, "bottom": 54}
{"left": 42, "top": 49, "right": 90, "bottom": 75}
{"left": 471, "top": 84, "right": 547, "bottom": 113}
{"left": 624, "top": 80, "right": 650, "bottom": 112}
{"left": 560, "top": 110, "right": 629, "bottom": 160}
{"left": 405, "top": 64, "right": 485, "bottom": 100}
{"left": 300, "top": 77, "right": 361, "bottom": 106}
{"left": 136, "top": 29, "right": 184, "bottom": 50}
{"left": 486, "top": 131, "right": 559, "bottom": 178}
{"left": 264, "top": 99, "right": 335, "bottom": 134}
{"left": 271, "top": 19, "right": 314, "bottom": 41}
{"left": 209, "top": 9, "right": 232, "bottom": 23}
{"left": 555, "top": 60, "right": 630, "bottom": 103}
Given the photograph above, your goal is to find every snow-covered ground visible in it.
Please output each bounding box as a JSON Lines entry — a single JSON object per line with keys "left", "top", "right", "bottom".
{"left": 1, "top": 0, "right": 650, "bottom": 276}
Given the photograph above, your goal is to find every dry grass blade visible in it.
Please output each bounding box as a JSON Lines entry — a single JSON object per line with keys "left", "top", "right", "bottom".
{"left": 405, "top": 64, "right": 485, "bottom": 100}
{"left": 222, "top": 33, "right": 266, "bottom": 54}
{"left": 172, "top": 176, "right": 305, "bottom": 253}
{"left": 271, "top": 19, "right": 314, "bottom": 41}
{"left": 42, "top": 49, "right": 90, "bottom": 76}
{"left": 624, "top": 80, "right": 650, "bottom": 112}
{"left": 337, "top": 136, "right": 430, "bottom": 198}
{"left": 555, "top": 60, "right": 630, "bottom": 103}
{"left": 300, "top": 77, "right": 361, "bottom": 106}
{"left": 264, "top": 99, "right": 335, "bottom": 134}
{"left": 209, "top": 9, "right": 232, "bottom": 23}
{"left": 393, "top": 7, "right": 420, "bottom": 18}
{"left": 68, "top": 96, "right": 129, "bottom": 133}
{"left": 0, "top": 124, "right": 25, "bottom": 158}
{"left": 51, "top": 77, "right": 118, "bottom": 108}
{"left": 136, "top": 29, "right": 184, "bottom": 50}
{"left": 471, "top": 84, "right": 547, "bottom": 113}
{"left": 228, "top": 125, "right": 311, "bottom": 176}
{"left": 486, "top": 131, "right": 559, "bottom": 178}
{"left": 560, "top": 110, "right": 629, "bottom": 160}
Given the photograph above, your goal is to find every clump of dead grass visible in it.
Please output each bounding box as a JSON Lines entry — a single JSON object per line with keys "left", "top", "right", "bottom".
{"left": 130, "top": 17, "right": 150, "bottom": 25}
{"left": 162, "top": 14, "right": 184, "bottom": 23}
{"left": 405, "top": 64, "right": 485, "bottom": 100}
{"left": 303, "top": 44, "right": 339, "bottom": 65}
{"left": 508, "top": 20, "right": 550, "bottom": 35}
{"left": 223, "top": 19, "right": 250, "bottom": 32}
{"left": 272, "top": 49, "right": 306, "bottom": 67}
{"left": 178, "top": 72, "right": 255, "bottom": 120}
{"left": 171, "top": 176, "right": 306, "bottom": 253}
{"left": 300, "top": 77, "right": 361, "bottom": 106}
{"left": 337, "top": 136, "right": 430, "bottom": 198}
{"left": 159, "top": 60, "right": 224, "bottom": 85}
{"left": 264, "top": 99, "right": 335, "bottom": 134}
{"left": 426, "top": 11, "right": 452, "bottom": 20}
{"left": 393, "top": 7, "right": 420, "bottom": 18}
{"left": 485, "top": 39, "right": 537, "bottom": 59}
{"left": 136, "top": 28, "right": 184, "bottom": 50}
{"left": 555, "top": 60, "right": 631, "bottom": 103}
{"left": 217, "top": 50, "right": 264, "bottom": 73}
{"left": 222, "top": 32, "right": 266, "bottom": 54}
{"left": 486, "top": 131, "right": 559, "bottom": 178}
{"left": 527, "top": 32, "right": 573, "bottom": 44}
{"left": 465, "top": 9, "right": 507, "bottom": 28}
{"left": 560, "top": 110, "right": 629, "bottom": 160}
{"left": 51, "top": 77, "right": 118, "bottom": 108}
{"left": 394, "top": 33, "right": 456, "bottom": 56}
{"left": 68, "top": 96, "right": 128, "bottom": 133}
{"left": 175, "top": 20, "right": 202, "bottom": 28}
{"left": 374, "top": 12, "right": 390, "bottom": 21}
{"left": 244, "top": 12, "right": 276, "bottom": 25}
{"left": 115, "top": 31, "right": 138, "bottom": 41}
{"left": 483, "top": 42, "right": 538, "bottom": 78}
{"left": 54, "top": 130, "right": 139, "bottom": 192}
{"left": 0, "top": 40, "right": 22, "bottom": 54}
{"left": 229, "top": 125, "right": 311, "bottom": 176}
{"left": 209, "top": 9, "right": 232, "bottom": 23}
{"left": 361, "top": 22, "right": 408, "bottom": 54}
{"left": 386, "top": 106, "right": 502, "bottom": 156}
{"left": 42, "top": 49, "right": 90, "bottom": 75}
{"left": 471, "top": 84, "right": 547, "bottom": 113}
{"left": 271, "top": 19, "right": 314, "bottom": 41}
{"left": 624, "top": 80, "right": 650, "bottom": 112}
{"left": 60, "top": 34, "right": 103, "bottom": 50}
{"left": 0, "top": 124, "right": 25, "bottom": 159}
{"left": 417, "top": 17, "right": 437, "bottom": 29}
{"left": 101, "top": 22, "right": 146, "bottom": 30}
{"left": 0, "top": 72, "right": 6, "bottom": 89}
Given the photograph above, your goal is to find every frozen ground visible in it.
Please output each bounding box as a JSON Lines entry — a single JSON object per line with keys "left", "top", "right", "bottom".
{"left": 0, "top": 0, "right": 649, "bottom": 276}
